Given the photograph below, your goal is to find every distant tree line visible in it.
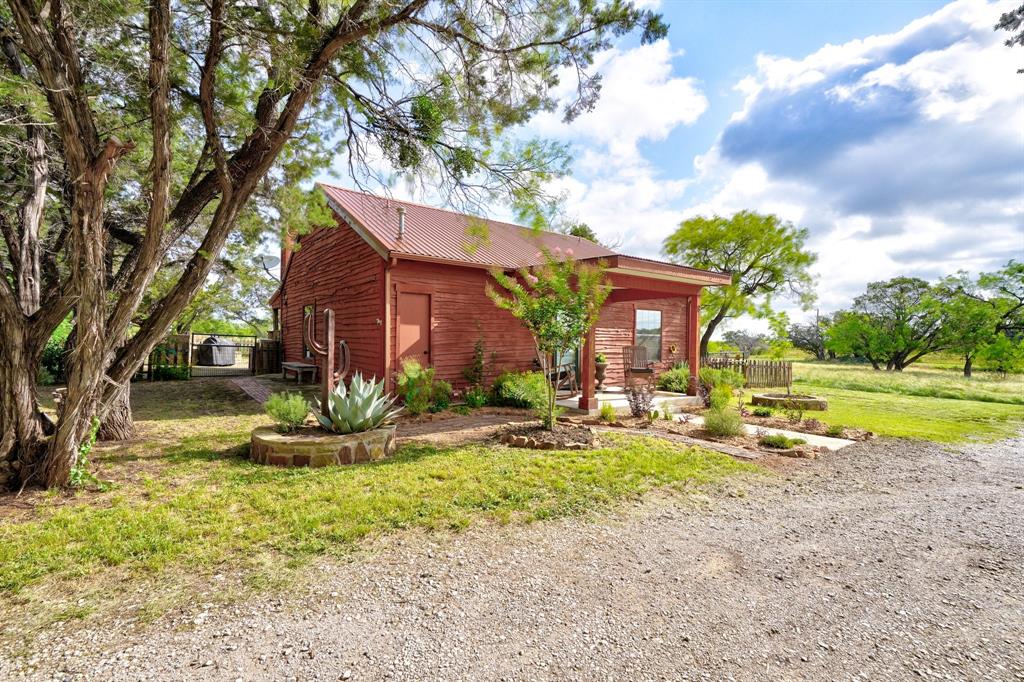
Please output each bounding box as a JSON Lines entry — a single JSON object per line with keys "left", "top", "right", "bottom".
{"left": 799, "top": 262, "right": 1023, "bottom": 376}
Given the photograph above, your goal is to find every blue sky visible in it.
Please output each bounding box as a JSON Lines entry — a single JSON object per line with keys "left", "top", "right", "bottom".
{"left": 328, "top": 0, "right": 1024, "bottom": 330}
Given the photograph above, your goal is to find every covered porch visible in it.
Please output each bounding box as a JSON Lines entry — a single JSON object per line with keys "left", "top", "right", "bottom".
{"left": 569, "top": 255, "right": 730, "bottom": 414}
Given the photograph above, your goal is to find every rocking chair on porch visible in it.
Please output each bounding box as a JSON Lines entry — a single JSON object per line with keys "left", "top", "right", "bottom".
{"left": 622, "top": 345, "right": 656, "bottom": 388}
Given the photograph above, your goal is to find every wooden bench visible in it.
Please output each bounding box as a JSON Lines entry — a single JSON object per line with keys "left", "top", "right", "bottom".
{"left": 282, "top": 361, "right": 318, "bottom": 384}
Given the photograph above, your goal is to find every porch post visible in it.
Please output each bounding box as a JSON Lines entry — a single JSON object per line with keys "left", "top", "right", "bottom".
{"left": 687, "top": 293, "right": 700, "bottom": 396}
{"left": 579, "top": 326, "right": 596, "bottom": 412}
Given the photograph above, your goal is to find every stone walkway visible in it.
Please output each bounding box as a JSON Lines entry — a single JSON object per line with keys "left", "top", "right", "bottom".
{"left": 230, "top": 376, "right": 273, "bottom": 405}
{"left": 679, "top": 414, "right": 857, "bottom": 450}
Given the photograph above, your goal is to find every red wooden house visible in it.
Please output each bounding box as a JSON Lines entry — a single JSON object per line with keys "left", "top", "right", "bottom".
{"left": 269, "top": 184, "right": 730, "bottom": 411}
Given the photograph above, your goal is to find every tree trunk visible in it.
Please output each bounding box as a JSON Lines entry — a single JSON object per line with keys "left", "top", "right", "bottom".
{"left": 699, "top": 306, "right": 730, "bottom": 358}
{"left": 963, "top": 354, "right": 973, "bottom": 378}
{"left": 0, "top": 319, "right": 48, "bottom": 489}
{"left": 98, "top": 382, "right": 135, "bottom": 441}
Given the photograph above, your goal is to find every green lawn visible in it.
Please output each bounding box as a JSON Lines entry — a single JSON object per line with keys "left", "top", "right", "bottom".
{"left": 757, "top": 362, "right": 1024, "bottom": 442}
{"left": 2, "top": 380, "right": 754, "bottom": 630}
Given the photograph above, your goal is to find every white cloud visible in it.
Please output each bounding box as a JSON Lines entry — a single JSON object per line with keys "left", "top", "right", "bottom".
{"left": 531, "top": 39, "right": 708, "bottom": 161}
{"left": 683, "top": 0, "right": 1024, "bottom": 328}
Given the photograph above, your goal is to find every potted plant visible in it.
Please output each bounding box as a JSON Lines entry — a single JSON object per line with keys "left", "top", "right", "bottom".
{"left": 595, "top": 352, "right": 608, "bottom": 391}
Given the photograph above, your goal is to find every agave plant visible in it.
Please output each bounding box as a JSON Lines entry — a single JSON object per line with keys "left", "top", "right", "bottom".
{"left": 315, "top": 372, "right": 402, "bottom": 434}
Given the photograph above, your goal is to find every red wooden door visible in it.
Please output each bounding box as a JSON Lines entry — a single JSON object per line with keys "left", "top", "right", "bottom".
{"left": 398, "top": 293, "right": 431, "bottom": 364}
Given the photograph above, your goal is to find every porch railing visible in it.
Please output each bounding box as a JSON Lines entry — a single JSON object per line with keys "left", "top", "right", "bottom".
{"left": 701, "top": 356, "right": 792, "bottom": 389}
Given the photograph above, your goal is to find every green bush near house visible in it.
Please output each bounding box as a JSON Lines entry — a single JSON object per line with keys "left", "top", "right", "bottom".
{"left": 491, "top": 370, "right": 548, "bottom": 409}
{"left": 430, "top": 379, "right": 453, "bottom": 413}
{"left": 752, "top": 406, "right": 773, "bottom": 417}
{"left": 464, "top": 385, "right": 489, "bottom": 408}
{"left": 264, "top": 392, "right": 310, "bottom": 432}
{"left": 599, "top": 402, "right": 617, "bottom": 422}
{"left": 708, "top": 385, "right": 733, "bottom": 411}
{"left": 395, "top": 358, "right": 435, "bottom": 415}
{"left": 657, "top": 365, "right": 691, "bottom": 393}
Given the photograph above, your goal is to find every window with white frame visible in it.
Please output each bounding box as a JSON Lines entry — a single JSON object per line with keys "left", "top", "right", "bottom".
{"left": 634, "top": 309, "right": 662, "bottom": 362}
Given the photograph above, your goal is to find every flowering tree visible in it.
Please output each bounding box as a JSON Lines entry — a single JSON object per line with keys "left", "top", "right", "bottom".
{"left": 487, "top": 248, "right": 610, "bottom": 429}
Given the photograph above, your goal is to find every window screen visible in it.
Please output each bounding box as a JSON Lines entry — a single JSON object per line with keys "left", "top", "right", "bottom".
{"left": 635, "top": 309, "right": 662, "bottom": 362}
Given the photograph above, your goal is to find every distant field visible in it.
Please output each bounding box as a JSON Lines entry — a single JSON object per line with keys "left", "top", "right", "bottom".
{"left": 793, "top": 362, "right": 1024, "bottom": 406}
{"left": 743, "top": 361, "right": 1024, "bottom": 442}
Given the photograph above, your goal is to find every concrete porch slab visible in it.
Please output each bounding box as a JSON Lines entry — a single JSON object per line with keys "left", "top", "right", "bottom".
{"left": 558, "top": 387, "right": 702, "bottom": 415}
{"left": 678, "top": 415, "right": 857, "bottom": 451}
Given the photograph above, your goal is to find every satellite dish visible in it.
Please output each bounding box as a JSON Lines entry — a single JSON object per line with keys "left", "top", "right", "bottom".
{"left": 260, "top": 254, "right": 281, "bottom": 268}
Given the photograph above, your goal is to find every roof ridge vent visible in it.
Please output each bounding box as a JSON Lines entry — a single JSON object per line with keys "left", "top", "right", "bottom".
{"left": 397, "top": 206, "right": 406, "bottom": 239}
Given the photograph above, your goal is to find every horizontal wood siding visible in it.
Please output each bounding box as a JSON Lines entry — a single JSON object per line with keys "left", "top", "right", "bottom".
{"left": 595, "top": 298, "right": 689, "bottom": 388}
{"left": 389, "top": 260, "right": 537, "bottom": 389}
{"left": 279, "top": 221, "right": 386, "bottom": 379}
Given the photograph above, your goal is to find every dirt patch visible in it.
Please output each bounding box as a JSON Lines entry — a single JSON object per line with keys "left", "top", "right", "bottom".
{"left": 498, "top": 422, "right": 597, "bottom": 450}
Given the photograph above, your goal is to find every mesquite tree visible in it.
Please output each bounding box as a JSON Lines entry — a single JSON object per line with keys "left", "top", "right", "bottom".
{"left": 0, "top": 0, "right": 665, "bottom": 488}
{"left": 487, "top": 248, "right": 610, "bottom": 429}
{"left": 663, "top": 211, "right": 817, "bottom": 357}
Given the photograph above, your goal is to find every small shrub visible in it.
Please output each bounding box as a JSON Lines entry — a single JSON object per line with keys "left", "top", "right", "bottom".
{"left": 657, "top": 365, "right": 691, "bottom": 393}
{"left": 699, "top": 367, "right": 744, "bottom": 392}
{"left": 784, "top": 408, "right": 805, "bottom": 423}
{"left": 464, "top": 385, "right": 489, "bottom": 408}
{"left": 752, "top": 406, "right": 773, "bottom": 417}
{"left": 396, "top": 358, "right": 434, "bottom": 415}
{"left": 663, "top": 409, "right": 673, "bottom": 420}
{"left": 825, "top": 423, "right": 845, "bottom": 437}
{"left": 599, "top": 402, "right": 617, "bottom": 422}
{"left": 650, "top": 409, "right": 659, "bottom": 421}
{"left": 153, "top": 365, "right": 190, "bottom": 381}
{"left": 491, "top": 370, "right": 547, "bottom": 409}
{"left": 625, "top": 384, "right": 655, "bottom": 418}
{"left": 265, "top": 392, "right": 310, "bottom": 432}
{"left": 708, "top": 385, "right": 733, "bottom": 410}
{"left": 758, "top": 433, "right": 806, "bottom": 449}
{"left": 429, "top": 379, "right": 453, "bottom": 413}
{"left": 451, "top": 405, "right": 471, "bottom": 416}
{"left": 461, "top": 337, "right": 487, "bottom": 387}
{"left": 703, "top": 408, "right": 744, "bottom": 437}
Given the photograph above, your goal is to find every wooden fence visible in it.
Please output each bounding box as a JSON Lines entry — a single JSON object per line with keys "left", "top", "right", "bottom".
{"left": 250, "top": 339, "right": 282, "bottom": 375}
{"left": 145, "top": 334, "right": 190, "bottom": 380}
{"left": 702, "top": 356, "right": 792, "bottom": 389}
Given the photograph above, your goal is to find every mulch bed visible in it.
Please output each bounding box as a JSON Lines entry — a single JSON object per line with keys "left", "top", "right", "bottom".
{"left": 498, "top": 422, "right": 598, "bottom": 450}
{"left": 740, "top": 413, "right": 874, "bottom": 441}
{"left": 559, "top": 414, "right": 825, "bottom": 459}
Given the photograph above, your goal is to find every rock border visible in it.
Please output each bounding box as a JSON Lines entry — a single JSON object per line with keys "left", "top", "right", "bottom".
{"left": 250, "top": 425, "right": 397, "bottom": 467}
{"left": 499, "top": 432, "right": 594, "bottom": 451}
{"left": 752, "top": 393, "right": 828, "bottom": 411}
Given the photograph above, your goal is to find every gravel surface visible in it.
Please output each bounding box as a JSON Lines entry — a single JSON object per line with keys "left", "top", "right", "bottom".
{"left": 3, "top": 434, "right": 1023, "bottom": 681}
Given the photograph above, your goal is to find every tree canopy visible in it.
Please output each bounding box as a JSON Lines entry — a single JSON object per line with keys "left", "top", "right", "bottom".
{"left": 662, "top": 211, "right": 816, "bottom": 356}
{"left": 0, "top": 0, "right": 665, "bottom": 487}
{"left": 487, "top": 248, "right": 610, "bottom": 429}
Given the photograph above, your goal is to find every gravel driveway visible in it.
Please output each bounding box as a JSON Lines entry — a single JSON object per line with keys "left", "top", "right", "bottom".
{"left": 4, "top": 435, "right": 1023, "bottom": 681}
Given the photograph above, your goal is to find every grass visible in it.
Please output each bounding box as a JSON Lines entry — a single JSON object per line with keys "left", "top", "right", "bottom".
{"left": 793, "top": 362, "right": 1024, "bottom": 405}
{"left": 743, "top": 361, "right": 1024, "bottom": 442}
{"left": 1, "top": 379, "right": 754, "bottom": 628}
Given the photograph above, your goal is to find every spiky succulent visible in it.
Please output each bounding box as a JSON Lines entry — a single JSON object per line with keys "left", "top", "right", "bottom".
{"left": 315, "top": 372, "right": 402, "bottom": 434}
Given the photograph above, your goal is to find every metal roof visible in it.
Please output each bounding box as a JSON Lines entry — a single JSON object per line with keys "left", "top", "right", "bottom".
{"left": 315, "top": 183, "right": 731, "bottom": 286}
{"left": 319, "top": 183, "right": 616, "bottom": 269}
